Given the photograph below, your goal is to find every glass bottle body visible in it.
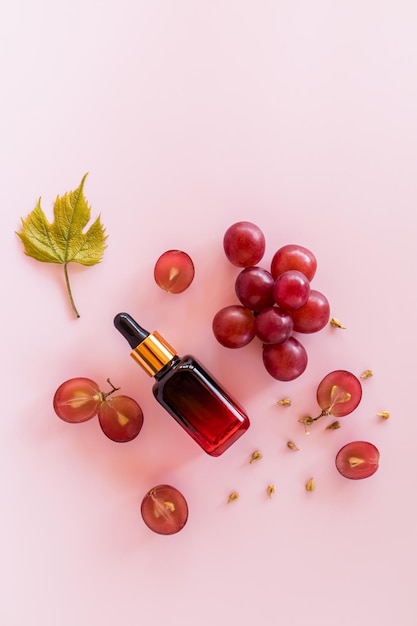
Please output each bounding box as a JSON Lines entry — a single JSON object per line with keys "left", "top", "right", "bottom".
{"left": 153, "top": 355, "right": 250, "bottom": 456}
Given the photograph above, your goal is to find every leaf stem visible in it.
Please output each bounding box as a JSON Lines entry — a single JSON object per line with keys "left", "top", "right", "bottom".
{"left": 63, "top": 262, "right": 80, "bottom": 318}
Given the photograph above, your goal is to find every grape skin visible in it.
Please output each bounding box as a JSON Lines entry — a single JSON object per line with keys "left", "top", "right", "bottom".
{"left": 289, "top": 289, "right": 330, "bottom": 333}
{"left": 272, "top": 270, "right": 311, "bottom": 311}
{"left": 235, "top": 266, "right": 274, "bottom": 312}
{"left": 271, "top": 244, "right": 317, "bottom": 281}
{"left": 154, "top": 250, "right": 195, "bottom": 294}
{"left": 98, "top": 395, "right": 144, "bottom": 443}
{"left": 141, "top": 485, "right": 188, "bottom": 534}
{"left": 53, "top": 377, "right": 101, "bottom": 423}
{"left": 254, "top": 306, "right": 293, "bottom": 344}
{"left": 336, "top": 441, "right": 380, "bottom": 479}
{"left": 262, "top": 336, "right": 308, "bottom": 381}
{"left": 212, "top": 305, "right": 255, "bottom": 348}
{"left": 317, "top": 370, "right": 362, "bottom": 417}
{"left": 223, "top": 221, "right": 266, "bottom": 267}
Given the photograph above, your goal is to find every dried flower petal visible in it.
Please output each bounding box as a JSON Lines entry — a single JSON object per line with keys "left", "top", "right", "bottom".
{"left": 377, "top": 411, "right": 390, "bottom": 420}
{"left": 330, "top": 318, "right": 346, "bottom": 329}
{"left": 305, "top": 478, "right": 315, "bottom": 491}
{"left": 267, "top": 485, "right": 275, "bottom": 498}
{"left": 287, "top": 440, "right": 299, "bottom": 451}
{"left": 360, "top": 369, "right": 374, "bottom": 379}
{"left": 227, "top": 492, "right": 239, "bottom": 503}
{"left": 326, "top": 420, "right": 341, "bottom": 430}
{"left": 277, "top": 398, "right": 291, "bottom": 407}
{"left": 250, "top": 450, "right": 263, "bottom": 463}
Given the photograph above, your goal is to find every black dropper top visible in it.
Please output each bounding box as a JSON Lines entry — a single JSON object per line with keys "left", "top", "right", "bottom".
{"left": 114, "top": 313, "right": 149, "bottom": 349}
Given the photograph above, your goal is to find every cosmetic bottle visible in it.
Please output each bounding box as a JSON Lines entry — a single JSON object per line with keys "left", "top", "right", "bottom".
{"left": 114, "top": 312, "right": 250, "bottom": 456}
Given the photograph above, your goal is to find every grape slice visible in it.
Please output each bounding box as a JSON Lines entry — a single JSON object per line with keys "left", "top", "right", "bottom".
{"left": 288, "top": 289, "right": 330, "bottom": 333}
{"left": 53, "top": 377, "right": 101, "bottom": 423}
{"left": 262, "top": 336, "right": 308, "bottom": 381}
{"left": 270, "top": 244, "right": 317, "bottom": 281}
{"left": 154, "top": 250, "right": 195, "bottom": 294}
{"left": 254, "top": 306, "right": 293, "bottom": 344}
{"left": 212, "top": 305, "right": 255, "bottom": 348}
{"left": 335, "top": 441, "right": 380, "bottom": 479}
{"left": 235, "top": 266, "right": 274, "bottom": 312}
{"left": 141, "top": 485, "right": 188, "bottom": 534}
{"left": 98, "top": 395, "right": 144, "bottom": 443}
{"left": 317, "top": 370, "right": 362, "bottom": 417}
{"left": 223, "top": 221, "right": 266, "bottom": 267}
{"left": 272, "top": 270, "right": 310, "bottom": 311}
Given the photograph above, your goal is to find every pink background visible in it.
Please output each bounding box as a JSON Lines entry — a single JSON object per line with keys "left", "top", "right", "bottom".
{"left": 2, "top": 1, "right": 417, "bottom": 625}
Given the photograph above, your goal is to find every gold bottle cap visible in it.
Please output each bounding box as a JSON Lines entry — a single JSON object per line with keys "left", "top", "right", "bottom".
{"left": 130, "top": 331, "right": 176, "bottom": 376}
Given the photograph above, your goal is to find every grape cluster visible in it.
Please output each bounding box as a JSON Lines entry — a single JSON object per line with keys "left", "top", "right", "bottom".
{"left": 212, "top": 221, "right": 331, "bottom": 381}
{"left": 53, "top": 377, "right": 144, "bottom": 443}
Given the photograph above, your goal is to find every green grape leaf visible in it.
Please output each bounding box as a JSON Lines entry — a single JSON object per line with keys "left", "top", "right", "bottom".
{"left": 17, "top": 173, "right": 107, "bottom": 318}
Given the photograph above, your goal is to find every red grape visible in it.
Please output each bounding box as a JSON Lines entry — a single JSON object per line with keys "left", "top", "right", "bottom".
{"left": 271, "top": 244, "right": 317, "bottom": 281}
{"left": 254, "top": 306, "right": 293, "bottom": 344}
{"left": 235, "top": 266, "right": 274, "bottom": 312}
{"left": 212, "top": 305, "right": 255, "bottom": 348}
{"left": 53, "top": 377, "right": 101, "bottom": 423}
{"left": 317, "top": 370, "right": 362, "bottom": 417}
{"left": 223, "top": 221, "right": 266, "bottom": 267}
{"left": 272, "top": 270, "right": 310, "bottom": 311}
{"left": 336, "top": 441, "right": 380, "bottom": 479}
{"left": 289, "top": 289, "right": 330, "bottom": 333}
{"left": 154, "top": 250, "right": 195, "bottom": 294}
{"left": 98, "top": 395, "right": 144, "bottom": 443}
{"left": 262, "top": 336, "right": 308, "bottom": 381}
{"left": 141, "top": 485, "right": 188, "bottom": 534}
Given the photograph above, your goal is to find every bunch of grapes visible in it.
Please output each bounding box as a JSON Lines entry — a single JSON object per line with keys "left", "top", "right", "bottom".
{"left": 212, "top": 221, "right": 331, "bottom": 381}
{"left": 53, "top": 377, "right": 144, "bottom": 443}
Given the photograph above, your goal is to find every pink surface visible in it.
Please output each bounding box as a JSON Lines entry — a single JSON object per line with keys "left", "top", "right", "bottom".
{"left": 2, "top": 2, "right": 417, "bottom": 625}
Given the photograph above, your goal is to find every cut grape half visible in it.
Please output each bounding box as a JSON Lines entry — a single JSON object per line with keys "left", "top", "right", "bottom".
{"left": 317, "top": 370, "right": 362, "bottom": 417}
{"left": 53, "top": 377, "right": 102, "bottom": 423}
{"left": 141, "top": 485, "right": 189, "bottom": 535}
{"left": 154, "top": 250, "right": 195, "bottom": 294}
{"left": 336, "top": 441, "right": 380, "bottom": 479}
{"left": 98, "top": 395, "right": 144, "bottom": 443}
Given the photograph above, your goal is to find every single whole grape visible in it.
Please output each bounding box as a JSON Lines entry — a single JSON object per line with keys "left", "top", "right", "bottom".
{"left": 53, "top": 377, "right": 102, "bottom": 423}
{"left": 235, "top": 266, "right": 274, "bottom": 312}
{"left": 288, "top": 289, "right": 330, "bottom": 333}
{"left": 317, "top": 370, "right": 362, "bottom": 417}
{"left": 271, "top": 244, "right": 317, "bottom": 281}
{"left": 262, "top": 336, "right": 308, "bottom": 381}
{"left": 141, "top": 485, "right": 189, "bottom": 534}
{"left": 272, "top": 270, "right": 311, "bottom": 311}
{"left": 223, "top": 221, "right": 266, "bottom": 267}
{"left": 154, "top": 250, "right": 195, "bottom": 294}
{"left": 335, "top": 441, "right": 380, "bottom": 479}
{"left": 98, "top": 395, "right": 144, "bottom": 443}
{"left": 254, "top": 306, "right": 293, "bottom": 344}
{"left": 212, "top": 305, "right": 255, "bottom": 348}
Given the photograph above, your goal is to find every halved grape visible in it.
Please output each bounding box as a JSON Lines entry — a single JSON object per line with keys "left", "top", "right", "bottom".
{"left": 254, "top": 306, "right": 293, "bottom": 344}
{"left": 289, "top": 289, "right": 330, "bottom": 333}
{"left": 53, "top": 377, "right": 101, "bottom": 423}
{"left": 317, "top": 370, "right": 362, "bottom": 417}
{"left": 212, "top": 305, "right": 255, "bottom": 348}
{"left": 272, "top": 270, "right": 310, "bottom": 311}
{"left": 223, "top": 221, "right": 265, "bottom": 267}
{"left": 235, "top": 266, "right": 274, "bottom": 312}
{"left": 98, "top": 395, "right": 144, "bottom": 443}
{"left": 262, "top": 336, "right": 308, "bottom": 381}
{"left": 154, "top": 250, "right": 195, "bottom": 294}
{"left": 141, "top": 485, "right": 188, "bottom": 534}
{"left": 336, "top": 441, "right": 380, "bottom": 479}
{"left": 270, "top": 244, "right": 317, "bottom": 281}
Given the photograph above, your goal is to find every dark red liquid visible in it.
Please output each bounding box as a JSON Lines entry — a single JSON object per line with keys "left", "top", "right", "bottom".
{"left": 153, "top": 355, "right": 250, "bottom": 456}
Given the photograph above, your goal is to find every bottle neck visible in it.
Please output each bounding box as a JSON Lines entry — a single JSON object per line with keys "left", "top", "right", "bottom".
{"left": 130, "top": 331, "right": 177, "bottom": 376}
{"left": 154, "top": 355, "right": 181, "bottom": 381}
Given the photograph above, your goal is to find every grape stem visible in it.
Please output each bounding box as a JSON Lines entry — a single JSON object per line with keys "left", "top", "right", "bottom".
{"left": 102, "top": 378, "right": 121, "bottom": 399}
